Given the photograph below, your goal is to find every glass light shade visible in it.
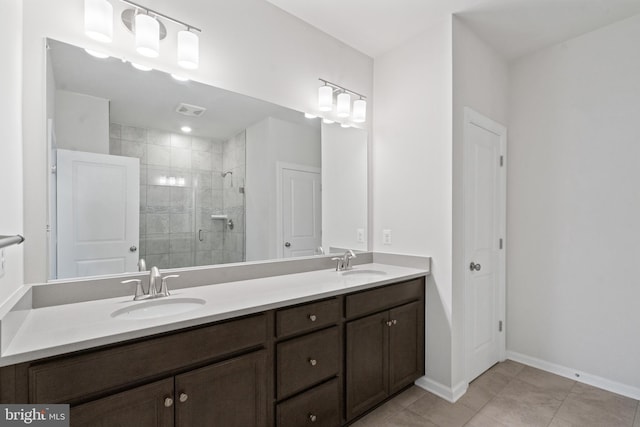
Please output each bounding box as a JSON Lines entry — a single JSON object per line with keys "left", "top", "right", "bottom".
{"left": 84, "top": 48, "right": 109, "bottom": 59}
{"left": 178, "top": 30, "right": 199, "bottom": 70}
{"left": 135, "top": 14, "right": 160, "bottom": 58}
{"left": 340, "top": 122, "right": 350, "bottom": 128}
{"left": 84, "top": 0, "right": 113, "bottom": 43}
{"left": 322, "top": 118, "right": 335, "bottom": 124}
{"left": 171, "top": 74, "right": 189, "bottom": 82}
{"left": 131, "top": 62, "right": 152, "bottom": 71}
{"left": 352, "top": 99, "right": 367, "bottom": 123}
{"left": 336, "top": 92, "right": 351, "bottom": 118}
{"left": 318, "top": 86, "right": 333, "bottom": 112}
{"left": 304, "top": 113, "right": 317, "bottom": 119}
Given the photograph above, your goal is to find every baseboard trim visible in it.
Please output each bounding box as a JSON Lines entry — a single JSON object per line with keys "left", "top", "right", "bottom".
{"left": 415, "top": 376, "right": 468, "bottom": 403}
{"left": 507, "top": 351, "right": 640, "bottom": 400}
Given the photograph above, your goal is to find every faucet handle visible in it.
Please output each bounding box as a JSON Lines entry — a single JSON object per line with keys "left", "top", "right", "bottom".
{"left": 122, "top": 279, "right": 145, "bottom": 301}
{"left": 331, "top": 257, "right": 343, "bottom": 271}
{"left": 160, "top": 274, "right": 180, "bottom": 297}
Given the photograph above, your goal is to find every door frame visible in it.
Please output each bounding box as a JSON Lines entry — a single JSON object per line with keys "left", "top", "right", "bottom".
{"left": 463, "top": 107, "right": 507, "bottom": 383}
{"left": 276, "top": 162, "right": 322, "bottom": 258}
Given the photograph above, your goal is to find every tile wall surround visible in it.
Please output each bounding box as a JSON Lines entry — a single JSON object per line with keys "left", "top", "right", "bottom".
{"left": 109, "top": 123, "right": 246, "bottom": 269}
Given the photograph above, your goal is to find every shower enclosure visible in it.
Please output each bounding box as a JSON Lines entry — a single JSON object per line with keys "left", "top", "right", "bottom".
{"left": 110, "top": 123, "right": 246, "bottom": 270}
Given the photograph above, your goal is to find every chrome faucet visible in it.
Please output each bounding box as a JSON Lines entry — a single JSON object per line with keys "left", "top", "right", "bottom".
{"left": 332, "top": 250, "right": 357, "bottom": 271}
{"left": 121, "top": 267, "right": 180, "bottom": 301}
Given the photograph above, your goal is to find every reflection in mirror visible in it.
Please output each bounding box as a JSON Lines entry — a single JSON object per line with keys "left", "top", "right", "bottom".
{"left": 45, "top": 38, "right": 367, "bottom": 281}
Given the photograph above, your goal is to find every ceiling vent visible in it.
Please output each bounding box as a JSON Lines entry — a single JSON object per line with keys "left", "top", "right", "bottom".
{"left": 175, "top": 103, "right": 207, "bottom": 117}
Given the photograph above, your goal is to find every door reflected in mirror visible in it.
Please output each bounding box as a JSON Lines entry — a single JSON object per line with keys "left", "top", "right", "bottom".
{"left": 45, "top": 38, "right": 367, "bottom": 281}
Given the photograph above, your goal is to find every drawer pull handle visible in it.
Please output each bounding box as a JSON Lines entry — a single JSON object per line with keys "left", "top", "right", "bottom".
{"left": 308, "top": 314, "right": 317, "bottom": 322}
{"left": 164, "top": 397, "right": 173, "bottom": 407}
{"left": 309, "top": 358, "right": 317, "bottom": 366}
{"left": 179, "top": 392, "right": 188, "bottom": 403}
{"left": 309, "top": 413, "right": 317, "bottom": 422}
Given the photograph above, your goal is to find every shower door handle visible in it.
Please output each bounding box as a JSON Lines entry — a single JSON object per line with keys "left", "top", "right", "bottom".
{"left": 284, "top": 242, "right": 291, "bottom": 248}
{"left": 198, "top": 230, "right": 204, "bottom": 242}
{"left": 129, "top": 245, "right": 137, "bottom": 253}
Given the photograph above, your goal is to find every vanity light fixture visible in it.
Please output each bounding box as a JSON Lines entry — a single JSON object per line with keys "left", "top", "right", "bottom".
{"left": 85, "top": 0, "right": 202, "bottom": 69}
{"left": 84, "top": 48, "right": 110, "bottom": 59}
{"left": 84, "top": 0, "right": 113, "bottom": 43}
{"left": 304, "top": 113, "right": 318, "bottom": 119}
{"left": 336, "top": 92, "right": 351, "bottom": 118}
{"left": 322, "top": 118, "right": 335, "bottom": 124}
{"left": 340, "top": 122, "right": 351, "bottom": 128}
{"left": 352, "top": 97, "right": 367, "bottom": 123}
{"left": 318, "top": 79, "right": 367, "bottom": 123}
{"left": 181, "top": 126, "right": 192, "bottom": 133}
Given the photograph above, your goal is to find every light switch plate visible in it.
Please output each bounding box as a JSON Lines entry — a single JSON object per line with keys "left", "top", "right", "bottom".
{"left": 383, "top": 229, "right": 392, "bottom": 245}
{"left": 356, "top": 229, "right": 365, "bottom": 243}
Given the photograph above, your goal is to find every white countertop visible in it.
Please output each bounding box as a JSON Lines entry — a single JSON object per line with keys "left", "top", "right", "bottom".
{"left": 0, "top": 263, "right": 427, "bottom": 366}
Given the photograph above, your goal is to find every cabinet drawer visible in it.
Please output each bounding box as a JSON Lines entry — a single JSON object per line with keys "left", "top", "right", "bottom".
{"left": 276, "top": 378, "right": 340, "bottom": 427}
{"left": 276, "top": 327, "right": 339, "bottom": 399}
{"left": 276, "top": 298, "right": 340, "bottom": 338}
{"left": 346, "top": 278, "right": 424, "bottom": 319}
{"left": 29, "top": 314, "right": 267, "bottom": 404}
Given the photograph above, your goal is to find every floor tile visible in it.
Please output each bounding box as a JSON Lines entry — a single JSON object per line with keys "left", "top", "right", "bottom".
{"left": 477, "top": 393, "right": 560, "bottom": 427}
{"left": 516, "top": 366, "right": 575, "bottom": 400}
{"left": 635, "top": 402, "right": 640, "bottom": 427}
{"left": 490, "top": 360, "right": 526, "bottom": 378}
{"left": 547, "top": 417, "right": 576, "bottom": 427}
{"left": 470, "top": 370, "right": 513, "bottom": 396}
{"left": 554, "top": 383, "right": 637, "bottom": 427}
{"left": 457, "top": 382, "right": 494, "bottom": 411}
{"left": 392, "top": 386, "right": 427, "bottom": 408}
{"left": 381, "top": 409, "right": 438, "bottom": 427}
{"left": 498, "top": 378, "right": 564, "bottom": 408}
{"left": 465, "top": 413, "right": 511, "bottom": 427}
{"left": 407, "top": 396, "right": 475, "bottom": 427}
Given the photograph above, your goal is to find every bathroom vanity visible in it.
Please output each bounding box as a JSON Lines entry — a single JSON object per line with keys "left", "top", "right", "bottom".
{"left": 0, "top": 260, "right": 427, "bottom": 426}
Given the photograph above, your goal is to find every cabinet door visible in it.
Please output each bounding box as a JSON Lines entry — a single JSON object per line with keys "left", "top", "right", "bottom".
{"left": 389, "top": 301, "right": 424, "bottom": 394}
{"left": 175, "top": 350, "right": 267, "bottom": 427}
{"left": 70, "top": 378, "right": 174, "bottom": 427}
{"left": 345, "top": 311, "right": 389, "bottom": 421}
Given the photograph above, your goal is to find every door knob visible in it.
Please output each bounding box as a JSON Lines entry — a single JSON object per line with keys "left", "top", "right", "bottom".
{"left": 284, "top": 242, "right": 291, "bottom": 247}
{"left": 469, "top": 262, "right": 481, "bottom": 271}
{"left": 129, "top": 245, "right": 137, "bottom": 252}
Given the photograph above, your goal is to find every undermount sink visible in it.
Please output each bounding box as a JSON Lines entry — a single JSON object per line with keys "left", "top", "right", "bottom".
{"left": 341, "top": 269, "right": 387, "bottom": 277}
{"left": 111, "top": 298, "right": 206, "bottom": 320}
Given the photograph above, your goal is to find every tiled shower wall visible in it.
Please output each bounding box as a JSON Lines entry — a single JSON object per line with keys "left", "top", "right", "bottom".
{"left": 109, "top": 123, "right": 246, "bottom": 269}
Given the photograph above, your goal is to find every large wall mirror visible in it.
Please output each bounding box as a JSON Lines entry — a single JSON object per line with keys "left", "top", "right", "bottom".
{"left": 45, "top": 38, "right": 368, "bottom": 281}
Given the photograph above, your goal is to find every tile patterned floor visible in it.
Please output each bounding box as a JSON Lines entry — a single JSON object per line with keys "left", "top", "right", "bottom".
{"left": 351, "top": 360, "right": 640, "bottom": 427}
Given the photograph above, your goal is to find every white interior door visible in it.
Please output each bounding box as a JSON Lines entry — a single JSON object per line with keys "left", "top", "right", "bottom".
{"left": 56, "top": 149, "right": 140, "bottom": 279}
{"left": 464, "top": 108, "right": 507, "bottom": 382}
{"left": 281, "top": 167, "right": 321, "bottom": 258}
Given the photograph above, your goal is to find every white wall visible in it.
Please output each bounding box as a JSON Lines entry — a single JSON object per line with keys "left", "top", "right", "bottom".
{"left": 451, "top": 17, "right": 509, "bottom": 389}
{"left": 373, "top": 19, "right": 454, "bottom": 390}
{"left": 321, "top": 124, "right": 367, "bottom": 252}
{"left": 20, "top": 0, "right": 373, "bottom": 284}
{"left": 0, "top": 0, "right": 24, "bottom": 304}
{"left": 246, "top": 117, "right": 321, "bottom": 261}
{"left": 508, "top": 14, "right": 640, "bottom": 394}
{"left": 55, "top": 90, "right": 109, "bottom": 154}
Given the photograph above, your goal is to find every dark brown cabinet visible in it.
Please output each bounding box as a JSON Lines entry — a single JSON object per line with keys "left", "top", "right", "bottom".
{"left": 70, "top": 350, "right": 267, "bottom": 427}
{"left": 345, "top": 280, "right": 425, "bottom": 422}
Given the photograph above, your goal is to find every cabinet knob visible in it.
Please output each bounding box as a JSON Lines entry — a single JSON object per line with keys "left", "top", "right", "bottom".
{"left": 308, "top": 314, "right": 317, "bottom": 322}
{"left": 164, "top": 397, "right": 173, "bottom": 407}
{"left": 308, "top": 413, "right": 317, "bottom": 422}
{"left": 386, "top": 320, "right": 393, "bottom": 327}
{"left": 308, "top": 358, "right": 317, "bottom": 366}
{"left": 179, "top": 392, "right": 188, "bottom": 403}
{"left": 392, "top": 319, "right": 398, "bottom": 325}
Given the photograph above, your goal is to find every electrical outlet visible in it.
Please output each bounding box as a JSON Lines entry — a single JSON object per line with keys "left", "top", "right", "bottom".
{"left": 383, "top": 229, "right": 392, "bottom": 245}
{"left": 356, "top": 228, "right": 365, "bottom": 243}
{"left": 0, "top": 249, "right": 5, "bottom": 278}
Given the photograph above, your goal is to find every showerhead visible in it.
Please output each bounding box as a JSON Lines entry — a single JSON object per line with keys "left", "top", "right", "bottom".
{"left": 221, "top": 171, "right": 233, "bottom": 178}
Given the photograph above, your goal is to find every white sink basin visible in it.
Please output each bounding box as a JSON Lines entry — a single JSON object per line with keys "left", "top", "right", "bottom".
{"left": 111, "top": 298, "right": 206, "bottom": 320}
{"left": 341, "top": 269, "right": 388, "bottom": 277}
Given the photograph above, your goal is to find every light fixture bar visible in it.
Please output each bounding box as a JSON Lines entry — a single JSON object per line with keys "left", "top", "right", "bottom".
{"left": 318, "top": 78, "right": 366, "bottom": 100}
{"left": 119, "top": 0, "right": 202, "bottom": 32}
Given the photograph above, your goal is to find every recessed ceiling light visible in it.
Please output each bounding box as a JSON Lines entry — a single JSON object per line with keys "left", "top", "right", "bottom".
{"left": 84, "top": 48, "right": 109, "bottom": 59}
{"left": 322, "top": 118, "right": 335, "bottom": 124}
{"left": 181, "top": 126, "right": 192, "bottom": 133}
{"left": 171, "top": 74, "right": 189, "bottom": 82}
{"left": 304, "top": 113, "right": 317, "bottom": 119}
{"left": 131, "top": 62, "right": 152, "bottom": 71}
